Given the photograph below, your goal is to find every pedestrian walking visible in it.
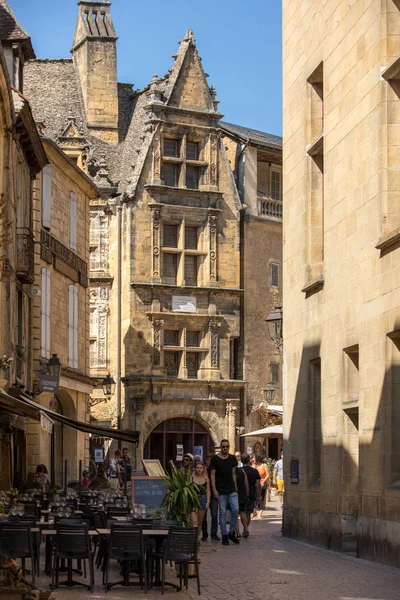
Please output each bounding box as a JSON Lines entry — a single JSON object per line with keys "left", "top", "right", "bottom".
{"left": 120, "top": 447, "right": 132, "bottom": 490}
{"left": 182, "top": 453, "right": 194, "bottom": 477}
{"left": 108, "top": 449, "right": 122, "bottom": 489}
{"left": 273, "top": 450, "right": 284, "bottom": 507}
{"left": 256, "top": 455, "right": 270, "bottom": 514}
{"left": 191, "top": 462, "right": 210, "bottom": 541}
{"left": 235, "top": 451, "right": 243, "bottom": 467}
{"left": 240, "top": 453, "right": 261, "bottom": 537}
{"left": 201, "top": 453, "right": 220, "bottom": 542}
{"left": 210, "top": 439, "right": 240, "bottom": 545}
{"left": 235, "top": 463, "right": 249, "bottom": 538}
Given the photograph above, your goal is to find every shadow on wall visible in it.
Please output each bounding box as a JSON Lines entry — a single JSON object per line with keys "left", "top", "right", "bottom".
{"left": 283, "top": 340, "right": 400, "bottom": 568}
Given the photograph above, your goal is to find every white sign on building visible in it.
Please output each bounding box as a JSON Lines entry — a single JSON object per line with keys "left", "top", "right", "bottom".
{"left": 172, "top": 296, "right": 197, "bottom": 313}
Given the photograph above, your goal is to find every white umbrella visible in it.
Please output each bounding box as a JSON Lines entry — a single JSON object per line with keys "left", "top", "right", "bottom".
{"left": 240, "top": 424, "right": 283, "bottom": 438}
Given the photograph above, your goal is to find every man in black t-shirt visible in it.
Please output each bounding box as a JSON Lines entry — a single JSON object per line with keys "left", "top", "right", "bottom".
{"left": 210, "top": 439, "right": 240, "bottom": 545}
{"left": 240, "top": 453, "right": 261, "bottom": 537}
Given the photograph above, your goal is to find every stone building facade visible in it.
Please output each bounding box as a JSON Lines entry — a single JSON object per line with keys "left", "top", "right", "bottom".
{"left": 26, "top": 139, "right": 98, "bottom": 485}
{"left": 0, "top": 0, "right": 47, "bottom": 490}
{"left": 282, "top": 0, "right": 400, "bottom": 567}
{"left": 24, "top": 0, "right": 282, "bottom": 468}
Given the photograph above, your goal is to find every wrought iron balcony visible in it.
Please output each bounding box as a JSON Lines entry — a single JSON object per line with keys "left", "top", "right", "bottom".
{"left": 16, "top": 227, "right": 35, "bottom": 283}
{"left": 258, "top": 196, "right": 283, "bottom": 221}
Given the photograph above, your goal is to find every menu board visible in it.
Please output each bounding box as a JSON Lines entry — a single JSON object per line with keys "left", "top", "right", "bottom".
{"left": 131, "top": 476, "right": 167, "bottom": 515}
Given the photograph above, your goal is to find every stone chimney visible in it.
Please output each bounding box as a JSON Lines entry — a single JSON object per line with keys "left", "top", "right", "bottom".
{"left": 71, "top": 1, "right": 118, "bottom": 144}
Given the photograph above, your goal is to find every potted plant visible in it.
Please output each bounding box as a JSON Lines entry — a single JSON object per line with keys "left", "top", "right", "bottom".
{"left": 149, "top": 508, "right": 164, "bottom": 520}
{"left": 0, "top": 503, "right": 5, "bottom": 515}
{"left": 7, "top": 488, "right": 20, "bottom": 504}
{"left": 161, "top": 464, "right": 203, "bottom": 526}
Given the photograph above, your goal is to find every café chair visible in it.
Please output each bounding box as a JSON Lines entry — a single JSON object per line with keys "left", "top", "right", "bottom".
{"left": 149, "top": 526, "right": 200, "bottom": 595}
{"left": 0, "top": 522, "right": 36, "bottom": 583}
{"left": 106, "top": 505, "right": 130, "bottom": 519}
{"left": 104, "top": 523, "right": 147, "bottom": 592}
{"left": 51, "top": 522, "right": 94, "bottom": 591}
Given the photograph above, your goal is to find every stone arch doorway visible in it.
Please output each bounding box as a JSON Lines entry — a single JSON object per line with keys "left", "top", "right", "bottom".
{"left": 51, "top": 390, "right": 76, "bottom": 486}
{"left": 144, "top": 417, "right": 214, "bottom": 469}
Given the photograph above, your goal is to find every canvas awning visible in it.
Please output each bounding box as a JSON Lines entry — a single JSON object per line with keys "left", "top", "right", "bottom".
{"left": 0, "top": 389, "right": 40, "bottom": 420}
{"left": 240, "top": 424, "right": 283, "bottom": 438}
{"left": 7, "top": 389, "right": 140, "bottom": 444}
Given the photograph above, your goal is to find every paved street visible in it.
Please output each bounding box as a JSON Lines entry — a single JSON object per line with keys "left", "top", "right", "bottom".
{"left": 34, "top": 496, "right": 400, "bottom": 600}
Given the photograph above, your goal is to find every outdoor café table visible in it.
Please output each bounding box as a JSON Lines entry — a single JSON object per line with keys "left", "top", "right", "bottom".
{"left": 41, "top": 529, "right": 98, "bottom": 574}
{"left": 41, "top": 510, "right": 83, "bottom": 515}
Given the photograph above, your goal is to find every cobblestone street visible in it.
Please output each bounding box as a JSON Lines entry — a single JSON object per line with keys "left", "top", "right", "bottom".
{"left": 36, "top": 497, "right": 400, "bottom": 600}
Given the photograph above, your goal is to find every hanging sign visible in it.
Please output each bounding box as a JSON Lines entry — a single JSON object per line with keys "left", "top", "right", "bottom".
{"left": 38, "top": 373, "right": 59, "bottom": 393}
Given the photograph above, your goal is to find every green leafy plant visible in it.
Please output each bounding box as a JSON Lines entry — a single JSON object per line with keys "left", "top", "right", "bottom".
{"left": 0, "top": 503, "right": 5, "bottom": 514}
{"left": 149, "top": 508, "right": 165, "bottom": 520}
{"left": 161, "top": 464, "right": 203, "bottom": 526}
{"left": 6, "top": 488, "right": 20, "bottom": 500}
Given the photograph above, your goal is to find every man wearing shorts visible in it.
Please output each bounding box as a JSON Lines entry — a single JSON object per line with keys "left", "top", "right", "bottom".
{"left": 273, "top": 450, "right": 284, "bottom": 507}
{"left": 241, "top": 453, "right": 261, "bottom": 537}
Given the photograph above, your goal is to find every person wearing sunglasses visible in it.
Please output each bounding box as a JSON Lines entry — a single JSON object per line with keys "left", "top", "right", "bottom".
{"left": 210, "top": 440, "right": 240, "bottom": 545}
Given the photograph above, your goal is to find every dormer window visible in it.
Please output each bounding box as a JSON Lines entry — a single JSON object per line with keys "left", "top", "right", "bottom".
{"left": 163, "top": 163, "right": 179, "bottom": 187}
{"left": 186, "top": 142, "right": 198, "bottom": 160}
{"left": 164, "top": 139, "right": 180, "bottom": 157}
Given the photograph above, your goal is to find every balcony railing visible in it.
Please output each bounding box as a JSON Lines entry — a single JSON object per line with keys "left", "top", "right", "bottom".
{"left": 16, "top": 227, "right": 35, "bottom": 283}
{"left": 258, "top": 197, "right": 283, "bottom": 221}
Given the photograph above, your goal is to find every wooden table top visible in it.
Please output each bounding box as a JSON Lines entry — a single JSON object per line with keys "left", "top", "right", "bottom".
{"left": 41, "top": 529, "right": 98, "bottom": 536}
{"left": 96, "top": 528, "right": 169, "bottom": 536}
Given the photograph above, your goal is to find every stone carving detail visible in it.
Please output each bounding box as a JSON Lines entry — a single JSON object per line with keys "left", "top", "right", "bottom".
{"left": 226, "top": 401, "right": 237, "bottom": 417}
{"left": 90, "top": 284, "right": 109, "bottom": 368}
{"left": 152, "top": 319, "right": 164, "bottom": 366}
{"left": 208, "top": 213, "right": 218, "bottom": 282}
{"left": 151, "top": 207, "right": 162, "bottom": 279}
{"left": 209, "top": 133, "right": 218, "bottom": 187}
{"left": 209, "top": 319, "right": 221, "bottom": 368}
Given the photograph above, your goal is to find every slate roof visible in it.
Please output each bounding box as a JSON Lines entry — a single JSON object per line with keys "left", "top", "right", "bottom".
{"left": 220, "top": 121, "right": 282, "bottom": 150}
{"left": 0, "top": 0, "right": 35, "bottom": 58}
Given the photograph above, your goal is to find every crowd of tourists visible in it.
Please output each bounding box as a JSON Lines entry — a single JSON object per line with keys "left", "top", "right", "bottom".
{"left": 181, "top": 440, "right": 284, "bottom": 545}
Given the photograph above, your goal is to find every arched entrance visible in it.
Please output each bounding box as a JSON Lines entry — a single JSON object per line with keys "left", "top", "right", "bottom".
{"left": 50, "top": 390, "right": 77, "bottom": 486}
{"left": 144, "top": 417, "right": 214, "bottom": 469}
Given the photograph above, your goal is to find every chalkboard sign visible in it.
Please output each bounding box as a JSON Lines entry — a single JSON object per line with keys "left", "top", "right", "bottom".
{"left": 131, "top": 476, "right": 167, "bottom": 515}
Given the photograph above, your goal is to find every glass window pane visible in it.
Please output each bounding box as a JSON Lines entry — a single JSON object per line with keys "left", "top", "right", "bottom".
{"left": 186, "top": 142, "right": 198, "bottom": 160}
{"left": 186, "top": 331, "right": 199, "bottom": 347}
{"left": 163, "top": 224, "right": 178, "bottom": 247}
{"left": 187, "top": 353, "right": 198, "bottom": 379}
{"left": 269, "top": 263, "right": 280, "bottom": 287}
{"left": 165, "top": 351, "right": 179, "bottom": 377}
{"left": 184, "top": 255, "right": 197, "bottom": 286}
{"left": 186, "top": 165, "right": 199, "bottom": 189}
{"left": 164, "top": 330, "right": 179, "bottom": 346}
{"left": 164, "top": 139, "right": 179, "bottom": 157}
{"left": 163, "top": 254, "right": 177, "bottom": 285}
{"left": 270, "top": 362, "right": 280, "bottom": 386}
{"left": 271, "top": 171, "right": 282, "bottom": 201}
{"left": 163, "top": 163, "right": 178, "bottom": 187}
{"left": 185, "top": 226, "right": 198, "bottom": 249}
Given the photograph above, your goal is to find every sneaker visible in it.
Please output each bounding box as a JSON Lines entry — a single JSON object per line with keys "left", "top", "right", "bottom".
{"left": 222, "top": 534, "right": 229, "bottom": 545}
{"left": 242, "top": 530, "right": 249, "bottom": 538}
{"left": 201, "top": 536, "right": 208, "bottom": 542}
{"left": 236, "top": 532, "right": 242, "bottom": 539}
{"left": 211, "top": 535, "right": 221, "bottom": 542}
{"left": 228, "top": 532, "right": 240, "bottom": 545}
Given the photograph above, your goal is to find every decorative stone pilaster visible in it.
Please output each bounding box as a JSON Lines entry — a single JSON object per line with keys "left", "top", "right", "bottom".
{"left": 226, "top": 401, "right": 237, "bottom": 450}
{"left": 152, "top": 319, "right": 164, "bottom": 368}
{"left": 209, "top": 318, "right": 220, "bottom": 368}
{"left": 151, "top": 126, "right": 162, "bottom": 185}
{"left": 208, "top": 212, "right": 218, "bottom": 285}
{"left": 208, "top": 132, "right": 218, "bottom": 190}
{"left": 151, "top": 206, "right": 162, "bottom": 283}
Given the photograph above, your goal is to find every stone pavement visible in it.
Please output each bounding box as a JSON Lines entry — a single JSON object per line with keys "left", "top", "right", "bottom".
{"left": 35, "top": 496, "right": 400, "bottom": 599}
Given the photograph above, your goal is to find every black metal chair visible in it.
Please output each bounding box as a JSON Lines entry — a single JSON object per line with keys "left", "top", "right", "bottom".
{"left": 149, "top": 526, "right": 200, "bottom": 595}
{"left": 0, "top": 522, "right": 36, "bottom": 583}
{"left": 104, "top": 523, "right": 147, "bottom": 592}
{"left": 93, "top": 511, "right": 108, "bottom": 570}
{"left": 106, "top": 505, "right": 130, "bottom": 519}
{"left": 51, "top": 522, "right": 94, "bottom": 591}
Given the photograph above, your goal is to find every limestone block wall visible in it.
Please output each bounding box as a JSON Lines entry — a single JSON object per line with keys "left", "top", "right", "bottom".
{"left": 283, "top": 0, "right": 400, "bottom": 567}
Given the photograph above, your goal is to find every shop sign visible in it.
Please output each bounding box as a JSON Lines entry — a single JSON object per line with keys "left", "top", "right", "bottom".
{"left": 94, "top": 448, "right": 104, "bottom": 463}
{"left": 40, "top": 413, "right": 53, "bottom": 434}
{"left": 38, "top": 373, "right": 59, "bottom": 394}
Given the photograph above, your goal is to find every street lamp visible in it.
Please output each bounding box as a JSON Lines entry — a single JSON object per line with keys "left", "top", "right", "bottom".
{"left": 102, "top": 373, "right": 116, "bottom": 399}
{"left": 47, "top": 353, "right": 61, "bottom": 377}
{"left": 265, "top": 305, "right": 283, "bottom": 341}
{"left": 264, "top": 381, "right": 276, "bottom": 403}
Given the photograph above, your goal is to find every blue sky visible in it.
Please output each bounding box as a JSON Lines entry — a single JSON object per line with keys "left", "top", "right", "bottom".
{"left": 12, "top": 0, "right": 282, "bottom": 136}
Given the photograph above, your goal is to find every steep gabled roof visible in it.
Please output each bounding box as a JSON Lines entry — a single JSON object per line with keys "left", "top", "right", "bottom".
{"left": 221, "top": 121, "right": 282, "bottom": 150}
{"left": 0, "top": 0, "right": 35, "bottom": 59}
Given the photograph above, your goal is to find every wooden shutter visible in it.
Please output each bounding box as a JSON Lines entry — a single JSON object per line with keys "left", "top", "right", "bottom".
{"left": 69, "top": 285, "right": 78, "bottom": 368}
{"left": 41, "top": 268, "right": 51, "bottom": 358}
{"left": 69, "top": 191, "right": 77, "bottom": 251}
{"left": 270, "top": 263, "right": 280, "bottom": 287}
{"left": 42, "top": 166, "right": 52, "bottom": 228}
{"left": 270, "top": 362, "right": 280, "bottom": 386}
